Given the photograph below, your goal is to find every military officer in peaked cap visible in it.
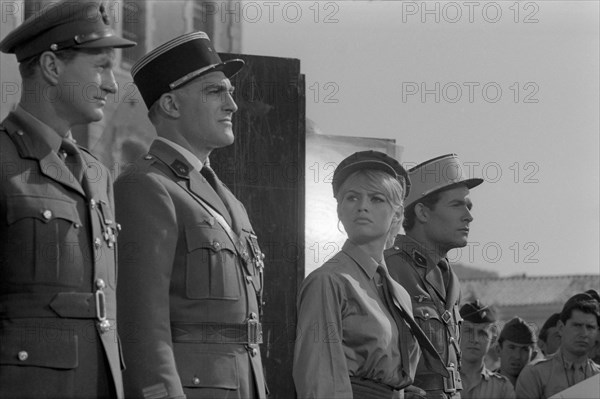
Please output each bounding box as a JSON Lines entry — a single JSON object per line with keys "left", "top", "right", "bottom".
{"left": 459, "top": 301, "right": 515, "bottom": 399}
{"left": 115, "top": 31, "right": 267, "bottom": 399}
{"left": 384, "top": 154, "right": 484, "bottom": 399}
{"left": 0, "top": 1, "right": 135, "bottom": 398}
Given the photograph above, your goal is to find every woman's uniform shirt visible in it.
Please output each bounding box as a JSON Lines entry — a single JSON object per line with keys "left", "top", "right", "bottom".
{"left": 293, "top": 240, "right": 420, "bottom": 398}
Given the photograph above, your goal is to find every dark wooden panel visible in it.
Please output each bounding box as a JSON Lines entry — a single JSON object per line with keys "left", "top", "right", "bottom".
{"left": 214, "top": 53, "right": 305, "bottom": 399}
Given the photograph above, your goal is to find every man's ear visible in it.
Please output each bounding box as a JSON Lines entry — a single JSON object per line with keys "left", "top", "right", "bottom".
{"left": 158, "top": 92, "right": 181, "bottom": 119}
{"left": 39, "top": 51, "right": 61, "bottom": 85}
{"left": 414, "top": 203, "right": 429, "bottom": 223}
{"left": 557, "top": 320, "right": 565, "bottom": 336}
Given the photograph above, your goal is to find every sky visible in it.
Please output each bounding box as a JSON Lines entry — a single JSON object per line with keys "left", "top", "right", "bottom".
{"left": 241, "top": 0, "right": 600, "bottom": 277}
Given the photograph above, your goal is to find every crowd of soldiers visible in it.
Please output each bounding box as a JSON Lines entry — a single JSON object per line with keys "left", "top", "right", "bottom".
{"left": 1, "top": 1, "right": 599, "bottom": 399}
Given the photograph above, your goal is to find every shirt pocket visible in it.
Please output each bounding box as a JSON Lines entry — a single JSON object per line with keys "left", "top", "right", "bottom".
{"left": 184, "top": 225, "right": 241, "bottom": 300}
{"left": 412, "top": 302, "right": 448, "bottom": 359}
{"left": 3, "top": 195, "right": 84, "bottom": 288}
{"left": 174, "top": 344, "right": 239, "bottom": 390}
{"left": 0, "top": 326, "right": 79, "bottom": 369}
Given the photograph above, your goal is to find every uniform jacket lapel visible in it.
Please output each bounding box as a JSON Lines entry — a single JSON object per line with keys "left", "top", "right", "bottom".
{"left": 2, "top": 113, "right": 85, "bottom": 196}
{"left": 398, "top": 235, "right": 447, "bottom": 303}
{"left": 445, "top": 267, "right": 461, "bottom": 309}
{"left": 148, "top": 140, "right": 233, "bottom": 226}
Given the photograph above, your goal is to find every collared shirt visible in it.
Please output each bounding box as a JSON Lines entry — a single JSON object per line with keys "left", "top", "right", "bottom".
{"left": 13, "top": 104, "right": 66, "bottom": 152}
{"left": 515, "top": 349, "right": 600, "bottom": 398}
{"left": 293, "top": 240, "right": 419, "bottom": 399}
{"left": 156, "top": 137, "right": 204, "bottom": 171}
{"left": 461, "top": 366, "right": 515, "bottom": 399}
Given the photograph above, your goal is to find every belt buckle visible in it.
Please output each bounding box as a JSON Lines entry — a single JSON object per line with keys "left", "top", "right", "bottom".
{"left": 441, "top": 310, "right": 452, "bottom": 324}
{"left": 247, "top": 319, "right": 263, "bottom": 344}
{"left": 443, "top": 366, "right": 457, "bottom": 394}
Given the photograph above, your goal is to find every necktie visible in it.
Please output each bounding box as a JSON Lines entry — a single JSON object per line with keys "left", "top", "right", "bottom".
{"left": 438, "top": 258, "right": 450, "bottom": 294}
{"left": 200, "top": 164, "right": 219, "bottom": 190}
{"left": 377, "top": 265, "right": 449, "bottom": 378}
{"left": 376, "top": 266, "right": 410, "bottom": 378}
{"left": 572, "top": 364, "right": 586, "bottom": 385}
{"left": 60, "top": 138, "right": 85, "bottom": 183}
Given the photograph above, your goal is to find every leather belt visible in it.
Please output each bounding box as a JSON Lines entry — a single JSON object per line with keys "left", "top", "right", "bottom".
{"left": 171, "top": 321, "right": 263, "bottom": 345}
{"left": 415, "top": 367, "right": 462, "bottom": 394}
{"left": 0, "top": 292, "right": 103, "bottom": 319}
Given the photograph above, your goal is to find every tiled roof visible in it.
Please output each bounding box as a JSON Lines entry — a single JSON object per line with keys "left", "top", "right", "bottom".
{"left": 461, "top": 274, "right": 600, "bottom": 306}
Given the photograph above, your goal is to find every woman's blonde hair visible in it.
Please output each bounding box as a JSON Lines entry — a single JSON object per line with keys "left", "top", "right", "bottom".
{"left": 335, "top": 169, "right": 405, "bottom": 208}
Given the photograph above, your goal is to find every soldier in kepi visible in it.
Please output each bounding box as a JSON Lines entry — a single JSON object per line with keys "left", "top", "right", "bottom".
{"left": 385, "top": 154, "right": 484, "bottom": 399}
{"left": 115, "top": 32, "right": 267, "bottom": 399}
{"left": 0, "top": 1, "right": 135, "bottom": 398}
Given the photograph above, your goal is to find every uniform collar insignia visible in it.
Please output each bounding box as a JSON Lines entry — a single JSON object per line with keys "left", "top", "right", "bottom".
{"left": 412, "top": 249, "right": 428, "bottom": 267}
{"left": 170, "top": 159, "right": 190, "bottom": 177}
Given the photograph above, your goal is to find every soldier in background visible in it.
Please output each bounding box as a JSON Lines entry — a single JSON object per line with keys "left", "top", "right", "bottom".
{"left": 0, "top": 1, "right": 135, "bottom": 398}
{"left": 538, "top": 313, "right": 561, "bottom": 357}
{"left": 516, "top": 293, "right": 600, "bottom": 398}
{"left": 385, "top": 154, "right": 484, "bottom": 399}
{"left": 115, "top": 32, "right": 267, "bottom": 398}
{"left": 459, "top": 301, "right": 515, "bottom": 399}
{"left": 496, "top": 317, "right": 538, "bottom": 387}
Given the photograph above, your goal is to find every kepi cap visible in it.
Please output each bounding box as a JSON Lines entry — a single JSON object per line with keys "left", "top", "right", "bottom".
{"left": 332, "top": 150, "right": 410, "bottom": 198}
{"left": 404, "top": 154, "right": 483, "bottom": 208}
{"left": 499, "top": 317, "right": 536, "bottom": 345}
{"left": 131, "top": 31, "right": 245, "bottom": 108}
{"left": 460, "top": 300, "right": 497, "bottom": 324}
{"left": 0, "top": 1, "right": 136, "bottom": 62}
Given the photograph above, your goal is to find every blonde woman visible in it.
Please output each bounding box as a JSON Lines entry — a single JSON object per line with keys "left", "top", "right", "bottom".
{"left": 293, "top": 151, "right": 447, "bottom": 399}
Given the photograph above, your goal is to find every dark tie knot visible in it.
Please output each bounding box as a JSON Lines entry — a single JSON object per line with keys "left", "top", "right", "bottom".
{"left": 60, "top": 138, "right": 80, "bottom": 158}
{"left": 437, "top": 259, "right": 449, "bottom": 271}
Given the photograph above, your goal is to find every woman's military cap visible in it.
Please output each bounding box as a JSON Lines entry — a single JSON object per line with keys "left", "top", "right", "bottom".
{"left": 460, "top": 300, "right": 497, "bottom": 324}
{"left": 0, "top": 1, "right": 136, "bottom": 62}
{"left": 332, "top": 150, "right": 411, "bottom": 198}
{"left": 131, "top": 31, "right": 245, "bottom": 108}
{"left": 404, "top": 153, "right": 483, "bottom": 208}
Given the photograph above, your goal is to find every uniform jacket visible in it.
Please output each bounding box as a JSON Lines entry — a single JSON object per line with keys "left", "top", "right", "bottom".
{"left": 115, "top": 140, "right": 266, "bottom": 399}
{"left": 515, "top": 349, "right": 600, "bottom": 398}
{"left": 384, "top": 234, "right": 462, "bottom": 397}
{"left": 0, "top": 111, "right": 123, "bottom": 398}
{"left": 460, "top": 366, "right": 515, "bottom": 399}
{"left": 293, "top": 241, "right": 421, "bottom": 398}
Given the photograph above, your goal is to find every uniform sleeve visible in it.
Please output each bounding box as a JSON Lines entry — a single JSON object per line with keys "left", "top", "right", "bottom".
{"left": 293, "top": 270, "right": 350, "bottom": 399}
{"left": 502, "top": 379, "right": 516, "bottom": 399}
{"left": 515, "top": 364, "right": 542, "bottom": 399}
{"left": 115, "top": 172, "right": 184, "bottom": 399}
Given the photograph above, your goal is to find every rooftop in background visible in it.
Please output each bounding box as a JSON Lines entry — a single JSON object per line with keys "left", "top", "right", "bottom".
{"left": 462, "top": 274, "right": 600, "bottom": 307}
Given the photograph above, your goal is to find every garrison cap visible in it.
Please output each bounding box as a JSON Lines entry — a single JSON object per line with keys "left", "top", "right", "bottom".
{"left": 404, "top": 154, "right": 483, "bottom": 208}
{"left": 0, "top": 1, "right": 136, "bottom": 62}
{"left": 131, "top": 31, "right": 245, "bottom": 108}
{"left": 499, "top": 317, "right": 536, "bottom": 345}
{"left": 332, "top": 150, "right": 411, "bottom": 198}
{"left": 460, "top": 300, "right": 497, "bottom": 324}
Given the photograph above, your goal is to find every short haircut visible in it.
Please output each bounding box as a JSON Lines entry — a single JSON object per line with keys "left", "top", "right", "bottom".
{"left": 560, "top": 293, "right": 600, "bottom": 326}
{"left": 402, "top": 190, "right": 442, "bottom": 231}
{"left": 538, "top": 313, "right": 561, "bottom": 343}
